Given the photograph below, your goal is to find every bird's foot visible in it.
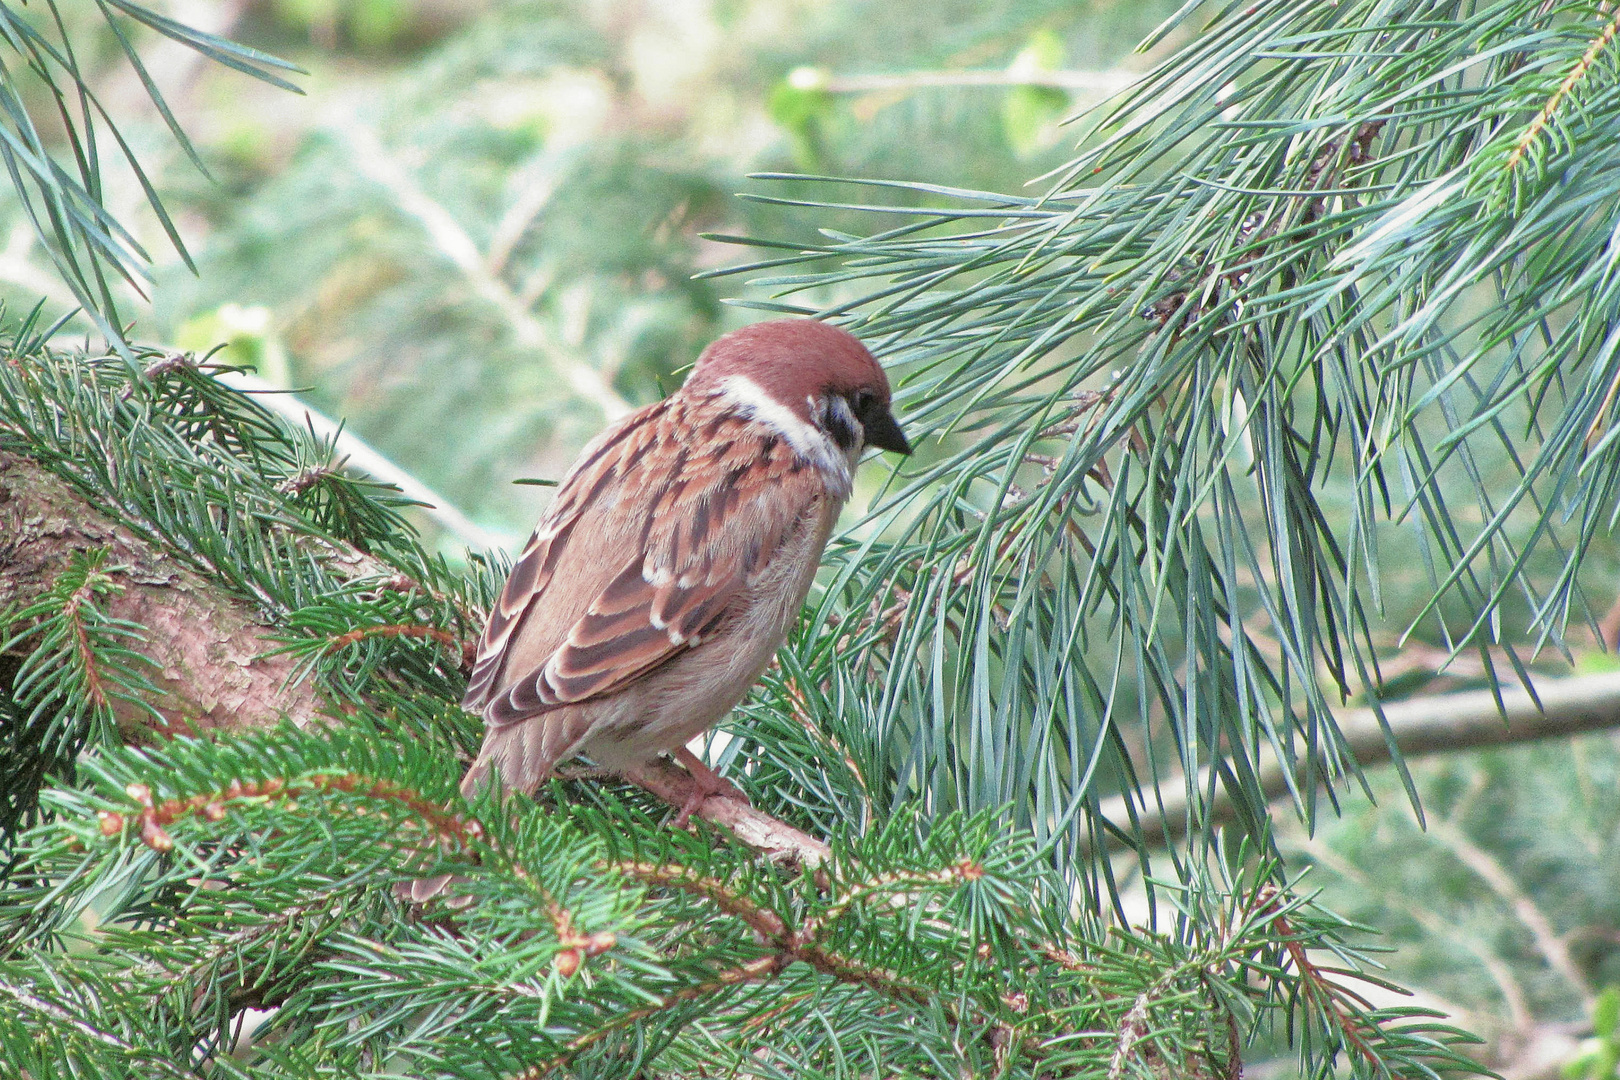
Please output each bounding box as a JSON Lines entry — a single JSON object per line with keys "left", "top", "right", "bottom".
{"left": 668, "top": 747, "right": 749, "bottom": 829}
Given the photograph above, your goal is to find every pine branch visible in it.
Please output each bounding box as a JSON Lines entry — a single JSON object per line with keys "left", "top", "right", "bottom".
{"left": 709, "top": 0, "right": 1620, "bottom": 890}
{"left": 0, "top": 1, "right": 302, "bottom": 362}
{"left": 1103, "top": 671, "right": 1620, "bottom": 847}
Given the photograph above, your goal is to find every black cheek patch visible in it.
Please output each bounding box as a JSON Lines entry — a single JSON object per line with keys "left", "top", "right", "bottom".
{"left": 823, "top": 404, "right": 859, "bottom": 451}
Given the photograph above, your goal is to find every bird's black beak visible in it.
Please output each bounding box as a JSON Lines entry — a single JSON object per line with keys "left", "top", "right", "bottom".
{"left": 863, "top": 404, "right": 912, "bottom": 455}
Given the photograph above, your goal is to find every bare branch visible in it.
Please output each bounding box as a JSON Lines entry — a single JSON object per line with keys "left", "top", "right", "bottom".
{"left": 621, "top": 756, "right": 831, "bottom": 868}
{"left": 812, "top": 68, "right": 1137, "bottom": 95}
{"left": 1106, "top": 672, "right": 1620, "bottom": 847}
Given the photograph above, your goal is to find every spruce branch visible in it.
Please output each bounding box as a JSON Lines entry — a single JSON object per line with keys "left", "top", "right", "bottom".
{"left": 1504, "top": 4, "right": 1620, "bottom": 174}
{"left": 612, "top": 855, "right": 979, "bottom": 1019}
{"left": 514, "top": 955, "right": 789, "bottom": 1080}
{"left": 1259, "top": 882, "right": 1389, "bottom": 1071}
{"left": 2, "top": 724, "right": 1481, "bottom": 1078}
{"left": 1, "top": 547, "right": 161, "bottom": 735}
{"left": 97, "top": 769, "right": 486, "bottom": 860}
{"left": 0, "top": 975, "right": 197, "bottom": 1080}
{"left": 216, "top": 369, "right": 514, "bottom": 553}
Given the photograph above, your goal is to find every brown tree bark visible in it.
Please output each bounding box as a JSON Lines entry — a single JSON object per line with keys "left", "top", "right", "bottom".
{"left": 0, "top": 450, "right": 323, "bottom": 738}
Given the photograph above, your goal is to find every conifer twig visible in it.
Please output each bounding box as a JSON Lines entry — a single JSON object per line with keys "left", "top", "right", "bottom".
{"left": 1504, "top": 4, "right": 1620, "bottom": 173}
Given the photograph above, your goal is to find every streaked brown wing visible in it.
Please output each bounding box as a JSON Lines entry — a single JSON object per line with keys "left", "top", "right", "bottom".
{"left": 465, "top": 395, "right": 826, "bottom": 727}
{"left": 462, "top": 399, "right": 673, "bottom": 710}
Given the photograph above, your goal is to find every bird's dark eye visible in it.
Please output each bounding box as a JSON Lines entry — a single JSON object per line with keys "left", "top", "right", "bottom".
{"left": 851, "top": 389, "right": 875, "bottom": 416}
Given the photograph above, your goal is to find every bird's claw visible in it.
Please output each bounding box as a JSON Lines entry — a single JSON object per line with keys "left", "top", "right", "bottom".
{"left": 669, "top": 747, "right": 750, "bottom": 828}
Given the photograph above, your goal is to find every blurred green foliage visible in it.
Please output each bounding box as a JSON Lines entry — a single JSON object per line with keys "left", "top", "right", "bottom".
{"left": 1568, "top": 988, "right": 1620, "bottom": 1079}
{"left": 1283, "top": 732, "right": 1620, "bottom": 1060}
{"left": 0, "top": 0, "right": 1175, "bottom": 539}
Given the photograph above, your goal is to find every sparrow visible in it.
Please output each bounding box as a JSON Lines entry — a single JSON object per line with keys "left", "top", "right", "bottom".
{"left": 458, "top": 318, "right": 910, "bottom": 820}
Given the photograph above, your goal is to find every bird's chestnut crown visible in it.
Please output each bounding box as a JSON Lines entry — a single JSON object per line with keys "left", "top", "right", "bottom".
{"left": 686, "top": 319, "right": 912, "bottom": 456}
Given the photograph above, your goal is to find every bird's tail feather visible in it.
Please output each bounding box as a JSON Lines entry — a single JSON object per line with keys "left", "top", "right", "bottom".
{"left": 459, "top": 710, "right": 591, "bottom": 799}
{"left": 406, "top": 712, "right": 591, "bottom": 905}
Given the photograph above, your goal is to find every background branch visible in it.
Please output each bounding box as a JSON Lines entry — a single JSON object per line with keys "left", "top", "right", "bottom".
{"left": 813, "top": 69, "right": 1137, "bottom": 94}
{"left": 1108, "top": 673, "right": 1620, "bottom": 847}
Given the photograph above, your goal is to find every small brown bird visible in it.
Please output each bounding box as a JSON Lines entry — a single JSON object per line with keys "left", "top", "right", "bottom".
{"left": 459, "top": 318, "right": 910, "bottom": 819}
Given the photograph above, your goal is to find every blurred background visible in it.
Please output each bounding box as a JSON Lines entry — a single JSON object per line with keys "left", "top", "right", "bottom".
{"left": 12, "top": 2, "right": 1620, "bottom": 1076}
{"left": 8, "top": 0, "right": 1177, "bottom": 548}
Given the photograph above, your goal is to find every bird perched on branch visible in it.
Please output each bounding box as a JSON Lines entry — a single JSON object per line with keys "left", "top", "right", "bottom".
{"left": 459, "top": 318, "right": 910, "bottom": 823}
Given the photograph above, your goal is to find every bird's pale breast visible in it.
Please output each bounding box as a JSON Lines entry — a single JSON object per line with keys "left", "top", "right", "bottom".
{"left": 576, "top": 490, "right": 838, "bottom": 768}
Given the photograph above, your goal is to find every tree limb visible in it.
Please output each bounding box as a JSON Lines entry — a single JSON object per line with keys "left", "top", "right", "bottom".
{"left": 1106, "top": 672, "right": 1620, "bottom": 847}
{"left": 0, "top": 450, "right": 322, "bottom": 736}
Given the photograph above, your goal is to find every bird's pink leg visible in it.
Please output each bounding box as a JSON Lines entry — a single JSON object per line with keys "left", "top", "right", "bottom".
{"left": 669, "top": 747, "right": 748, "bottom": 829}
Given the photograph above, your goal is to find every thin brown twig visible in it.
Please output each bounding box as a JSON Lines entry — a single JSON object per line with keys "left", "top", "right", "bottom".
{"left": 611, "top": 861, "right": 788, "bottom": 939}
{"left": 519, "top": 869, "right": 619, "bottom": 978}
{"left": 1284, "top": 832, "right": 1518, "bottom": 1032}
{"left": 1144, "top": 119, "right": 1388, "bottom": 328}
{"left": 1258, "top": 883, "right": 1382, "bottom": 1069}
{"left": 612, "top": 859, "right": 971, "bottom": 1012}
{"left": 797, "top": 859, "right": 983, "bottom": 943}
{"left": 325, "top": 622, "right": 476, "bottom": 672}
{"left": 100, "top": 772, "right": 484, "bottom": 856}
{"left": 275, "top": 466, "right": 337, "bottom": 498}
{"left": 511, "top": 856, "right": 990, "bottom": 1079}
{"left": 328, "top": 623, "right": 458, "bottom": 651}
{"left": 510, "top": 955, "right": 786, "bottom": 1079}
{"left": 1505, "top": 4, "right": 1620, "bottom": 172}
{"left": 64, "top": 572, "right": 115, "bottom": 713}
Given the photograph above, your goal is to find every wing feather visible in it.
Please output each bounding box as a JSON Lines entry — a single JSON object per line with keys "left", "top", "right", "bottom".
{"left": 463, "top": 394, "right": 829, "bottom": 731}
